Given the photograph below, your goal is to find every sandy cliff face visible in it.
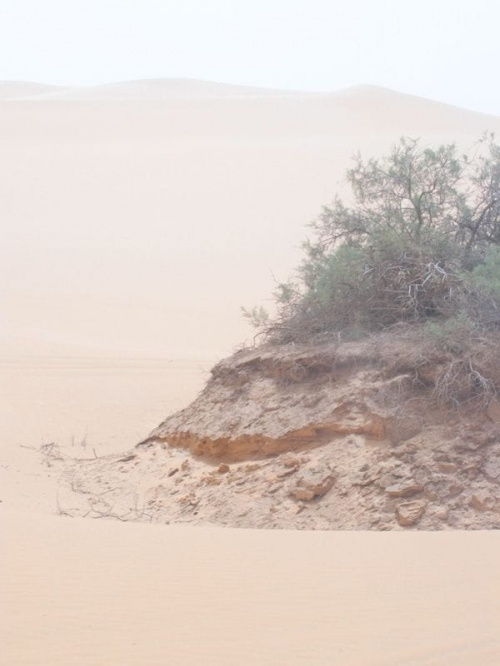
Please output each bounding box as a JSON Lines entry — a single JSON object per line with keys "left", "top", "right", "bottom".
{"left": 145, "top": 340, "right": 391, "bottom": 459}
{"left": 55, "top": 331, "right": 500, "bottom": 530}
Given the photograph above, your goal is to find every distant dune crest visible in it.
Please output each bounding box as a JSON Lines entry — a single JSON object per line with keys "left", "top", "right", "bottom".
{"left": 0, "top": 79, "right": 498, "bottom": 118}
{"left": 0, "top": 81, "right": 68, "bottom": 99}
{"left": 0, "top": 78, "right": 305, "bottom": 101}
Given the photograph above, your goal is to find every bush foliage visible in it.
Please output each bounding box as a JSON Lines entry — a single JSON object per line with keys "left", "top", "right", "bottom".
{"left": 250, "top": 135, "right": 500, "bottom": 343}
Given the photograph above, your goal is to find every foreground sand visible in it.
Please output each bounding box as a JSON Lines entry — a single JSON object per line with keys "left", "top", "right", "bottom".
{"left": 2, "top": 357, "right": 500, "bottom": 665}
{"left": 2, "top": 509, "right": 499, "bottom": 666}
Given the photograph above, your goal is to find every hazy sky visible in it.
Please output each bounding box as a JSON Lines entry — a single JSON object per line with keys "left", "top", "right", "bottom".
{"left": 0, "top": 0, "right": 499, "bottom": 114}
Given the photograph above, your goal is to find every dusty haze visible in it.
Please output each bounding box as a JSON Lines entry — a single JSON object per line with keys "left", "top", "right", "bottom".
{"left": 1, "top": 80, "right": 500, "bottom": 664}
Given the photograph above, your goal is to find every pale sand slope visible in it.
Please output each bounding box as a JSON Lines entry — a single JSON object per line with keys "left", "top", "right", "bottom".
{"left": 1, "top": 81, "right": 500, "bottom": 664}
{"left": 2, "top": 81, "right": 499, "bottom": 361}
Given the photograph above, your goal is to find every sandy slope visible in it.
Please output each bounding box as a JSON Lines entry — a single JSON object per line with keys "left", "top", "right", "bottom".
{"left": 2, "top": 82, "right": 499, "bottom": 360}
{"left": 1, "top": 81, "right": 500, "bottom": 664}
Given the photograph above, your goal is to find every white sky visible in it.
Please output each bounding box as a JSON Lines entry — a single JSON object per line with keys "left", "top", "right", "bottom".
{"left": 0, "top": 0, "right": 499, "bottom": 114}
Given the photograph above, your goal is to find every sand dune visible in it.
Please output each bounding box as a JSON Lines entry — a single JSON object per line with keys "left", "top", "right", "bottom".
{"left": 33, "top": 77, "right": 306, "bottom": 100}
{"left": 2, "top": 79, "right": 499, "bottom": 474}
{"left": 2, "top": 81, "right": 500, "bottom": 664}
{"left": 2, "top": 83, "right": 498, "bottom": 361}
{"left": 0, "top": 81, "right": 66, "bottom": 99}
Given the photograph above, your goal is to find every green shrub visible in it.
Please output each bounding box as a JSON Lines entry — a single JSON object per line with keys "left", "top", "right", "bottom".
{"left": 471, "top": 246, "right": 500, "bottom": 299}
{"left": 251, "top": 135, "right": 500, "bottom": 343}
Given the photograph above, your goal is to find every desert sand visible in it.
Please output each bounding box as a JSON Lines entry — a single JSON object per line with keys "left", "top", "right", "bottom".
{"left": 2, "top": 511, "right": 499, "bottom": 666}
{"left": 1, "top": 80, "right": 500, "bottom": 664}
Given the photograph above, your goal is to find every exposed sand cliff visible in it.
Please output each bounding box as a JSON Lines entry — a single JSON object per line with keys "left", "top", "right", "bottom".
{"left": 55, "top": 329, "right": 500, "bottom": 530}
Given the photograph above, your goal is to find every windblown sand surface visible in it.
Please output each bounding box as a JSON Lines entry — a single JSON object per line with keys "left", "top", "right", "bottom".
{"left": 1, "top": 80, "right": 500, "bottom": 663}
{"left": 2, "top": 511, "right": 499, "bottom": 666}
